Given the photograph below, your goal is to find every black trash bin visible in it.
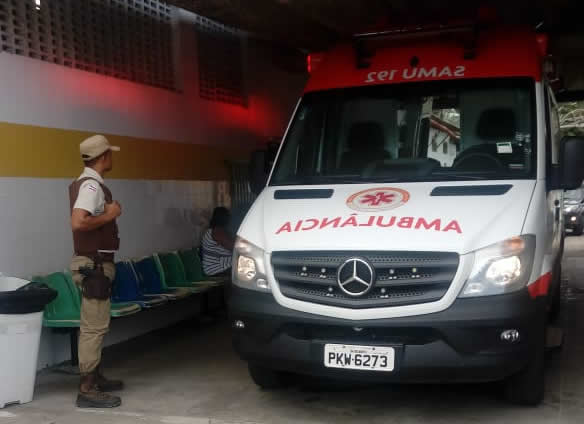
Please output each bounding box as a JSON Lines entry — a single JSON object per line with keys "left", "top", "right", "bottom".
{"left": 0, "top": 281, "right": 57, "bottom": 314}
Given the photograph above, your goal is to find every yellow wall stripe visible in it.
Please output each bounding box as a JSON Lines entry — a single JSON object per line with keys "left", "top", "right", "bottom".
{"left": 0, "top": 122, "right": 254, "bottom": 180}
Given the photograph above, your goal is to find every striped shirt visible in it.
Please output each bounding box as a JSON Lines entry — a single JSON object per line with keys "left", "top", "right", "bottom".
{"left": 201, "top": 229, "right": 232, "bottom": 276}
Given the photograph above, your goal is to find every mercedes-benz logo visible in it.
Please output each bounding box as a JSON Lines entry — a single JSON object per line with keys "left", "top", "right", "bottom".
{"left": 337, "top": 258, "right": 375, "bottom": 297}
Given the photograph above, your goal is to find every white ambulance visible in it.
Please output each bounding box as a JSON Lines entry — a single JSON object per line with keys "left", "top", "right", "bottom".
{"left": 229, "top": 25, "right": 584, "bottom": 405}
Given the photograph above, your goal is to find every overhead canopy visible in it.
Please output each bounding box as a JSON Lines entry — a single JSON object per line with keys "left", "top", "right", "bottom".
{"left": 168, "top": 0, "right": 584, "bottom": 97}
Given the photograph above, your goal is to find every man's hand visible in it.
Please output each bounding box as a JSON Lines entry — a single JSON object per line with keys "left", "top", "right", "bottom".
{"left": 72, "top": 201, "right": 121, "bottom": 232}
{"left": 105, "top": 201, "right": 122, "bottom": 219}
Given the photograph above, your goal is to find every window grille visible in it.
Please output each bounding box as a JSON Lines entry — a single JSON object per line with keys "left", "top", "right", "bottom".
{"left": 194, "top": 14, "right": 246, "bottom": 106}
{"left": 0, "top": 0, "right": 175, "bottom": 90}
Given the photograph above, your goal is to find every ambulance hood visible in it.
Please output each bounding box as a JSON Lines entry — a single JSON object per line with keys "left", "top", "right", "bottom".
{"left": 238, "top": 181, "right": 536, "bottom": 255}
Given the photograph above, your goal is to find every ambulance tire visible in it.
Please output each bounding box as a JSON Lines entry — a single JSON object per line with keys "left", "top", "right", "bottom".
{"left": 248, "top": 365, "right": 288, "bottom": 390}
{"left": 504, "top": 323, "right": 546, "bottom": 406}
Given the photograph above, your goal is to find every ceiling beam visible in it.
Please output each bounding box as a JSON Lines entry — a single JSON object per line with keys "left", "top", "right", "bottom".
{"left": 167, "top": 0, "right": 584, "bottom": 51}
{"left": 167, "top": 0, "right": 339, "bottom": 50}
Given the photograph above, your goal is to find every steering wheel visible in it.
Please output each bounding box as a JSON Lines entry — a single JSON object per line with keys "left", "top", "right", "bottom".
{"left": 453, "top": 152, "right": 506, "bottom": 171}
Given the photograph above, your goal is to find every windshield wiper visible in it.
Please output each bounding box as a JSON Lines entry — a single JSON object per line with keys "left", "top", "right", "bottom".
{"left": 273, "top": 176, "right": 367, "bottom": 185}
{"left": 429, "top": 173, "right": 490, "bottom": 181}
{"left": 298, "top": 175, "right": 407, "bottom": 184}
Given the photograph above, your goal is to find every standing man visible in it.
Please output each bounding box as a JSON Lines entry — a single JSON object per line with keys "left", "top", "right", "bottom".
{"left": 69, "top": 135, "right": 124, "bottom": 408}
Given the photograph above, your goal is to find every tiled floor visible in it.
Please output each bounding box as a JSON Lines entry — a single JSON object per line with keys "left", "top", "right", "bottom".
{"left": 3, "top": 237, "right": 584, "bottom": 424}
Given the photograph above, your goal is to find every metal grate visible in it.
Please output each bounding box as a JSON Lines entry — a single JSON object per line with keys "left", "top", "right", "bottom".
{"left": 228, "top": 160, "right": 255, "bottom": 233}
{"left": 194, "top": 14, "right": 246, "bottom": 106}
{"left": 272, "top": 251, "right": 459, "bottom": 309}
{"left": 0, "top": 0, "right": 175, "bottom": 90}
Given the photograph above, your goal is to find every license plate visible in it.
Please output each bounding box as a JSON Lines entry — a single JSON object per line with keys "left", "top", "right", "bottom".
{"left": 324, "top": 344, "right": 395, "bottom": 372}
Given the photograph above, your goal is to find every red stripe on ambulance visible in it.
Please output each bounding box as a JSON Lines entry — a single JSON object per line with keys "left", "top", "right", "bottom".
{"left": 528, "top": 273, "right": 552, "bottom": 299}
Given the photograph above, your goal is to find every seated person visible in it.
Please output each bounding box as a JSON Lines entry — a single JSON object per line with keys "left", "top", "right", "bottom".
{"left": 340, "top": 121, "right": 391, "bottom": 174}
{"left": 201, "top": 207, "right": 235, "bottom": 276}
{"left": 453, "top": 108, "right": 525, "bottom": 172}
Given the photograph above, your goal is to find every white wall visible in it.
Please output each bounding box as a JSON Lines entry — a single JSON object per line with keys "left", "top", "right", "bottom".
{"left": 0, "top": 52, "right": 192, "bottom": 143}
{"left": 0, "top": 178, "right": 227, "bottom": 278}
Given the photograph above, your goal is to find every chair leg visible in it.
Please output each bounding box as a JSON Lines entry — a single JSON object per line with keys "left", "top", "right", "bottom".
{"left": 201, "top": 292, "right": 210, "bottom": 316}
{"left": 70, "top": 328, "right": 79, "bottom": 367}
{"left": 222, "top": 283, "right": 230, "bottom": 310}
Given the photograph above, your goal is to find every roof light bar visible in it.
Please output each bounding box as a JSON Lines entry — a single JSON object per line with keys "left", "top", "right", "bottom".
{"left": 352, "top": 23, "right": 478, "bottom": 69}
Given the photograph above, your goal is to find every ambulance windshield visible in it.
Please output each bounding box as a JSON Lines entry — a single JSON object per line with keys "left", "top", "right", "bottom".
{"left": 270, "top": 78, "right": 535, "bottom": 186}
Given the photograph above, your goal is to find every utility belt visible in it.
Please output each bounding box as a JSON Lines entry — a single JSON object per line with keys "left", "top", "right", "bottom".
{"left": 75, "top": 251, "right": 115, "bottom": 262}
{"left": 76, "top": 252, "right": 115, "bottom": 300}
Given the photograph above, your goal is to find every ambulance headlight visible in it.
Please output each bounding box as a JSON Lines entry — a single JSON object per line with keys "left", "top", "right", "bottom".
{"left": 233, "top": 237, "right": 270, "bottom": 292}
{"left": 460, "top": 235, "right": 536, "bottom": 298}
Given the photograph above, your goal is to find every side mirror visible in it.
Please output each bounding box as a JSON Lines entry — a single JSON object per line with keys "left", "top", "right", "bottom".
{"left": 559, "top": 137, "right": 584, "bottom": 190}
{"left": 249, "top": 150, "right": 268, "bottom": 195}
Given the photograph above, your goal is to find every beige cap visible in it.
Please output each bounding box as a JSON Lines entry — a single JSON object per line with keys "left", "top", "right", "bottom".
{"left": 80, "top": 135, "right": 120, "bottom": 161}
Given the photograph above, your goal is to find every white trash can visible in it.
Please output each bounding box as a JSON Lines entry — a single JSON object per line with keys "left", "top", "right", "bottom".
{"left": 0, "top": 276, "right": 55, "bottom": 408}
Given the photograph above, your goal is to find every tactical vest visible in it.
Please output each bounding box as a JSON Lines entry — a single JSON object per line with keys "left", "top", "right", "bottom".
{"left": 69, "top": 177, "right": 120, "bottom": 256}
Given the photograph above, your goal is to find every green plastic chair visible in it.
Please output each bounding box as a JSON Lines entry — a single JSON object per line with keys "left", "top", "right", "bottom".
{"left": 34, "top": 273, "right": 80, "bottom": 328}
{"left": 110, "top": 302, "right": 142, "bottom": 318}
{"left": 179, "top": 249, "right": 205, "bottom": 281}
{"left": 61, "top": 271, "right": 142, "bottom": 318}
{"left": 136, "top": 255, "right": 192, "bottom": 300}
{"left": 182, "top": 248, "right": 227, "bottom": 286}
{"left": 154, "top": 253, "right": 211, "bottom": 293}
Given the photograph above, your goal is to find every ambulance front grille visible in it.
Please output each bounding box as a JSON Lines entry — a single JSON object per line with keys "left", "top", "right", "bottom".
{"left": 271, "top": 251, "right": 459, "bottom": 309}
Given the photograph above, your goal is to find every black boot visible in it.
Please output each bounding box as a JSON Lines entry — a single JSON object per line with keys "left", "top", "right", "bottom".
{"left": 95, "top": 366, "right": 124, "bottom": 392}
{"left": 76, "top": 373, "right": 122, "bottom": 408}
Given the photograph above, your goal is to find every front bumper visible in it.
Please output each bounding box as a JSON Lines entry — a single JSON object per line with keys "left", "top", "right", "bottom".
{"left": 229, "top": 287, "right": 546, "bottom": 383}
